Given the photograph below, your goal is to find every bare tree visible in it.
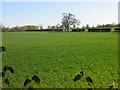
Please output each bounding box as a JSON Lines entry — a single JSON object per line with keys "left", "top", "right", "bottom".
{"left": 39, "top": 24, "right": 43, "bottom": 29}
{"left": 86, "top": 24, "right": 89, "bottom": 29}
{"left": 0, "top": 23, "right": 3, "bottom": 31}
{"left": 61, "top": 13, "right": 80, "bottom": 31}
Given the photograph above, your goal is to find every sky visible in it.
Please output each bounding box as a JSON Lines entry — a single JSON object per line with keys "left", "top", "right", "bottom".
{"left": 1, "top": 1, "right": 119, "bottom": 28}
{"left": 118, "top": 1, "right": 120, "bottom": 23}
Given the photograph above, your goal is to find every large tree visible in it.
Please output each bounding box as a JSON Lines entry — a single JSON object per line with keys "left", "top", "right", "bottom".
{"left": 0, "top": 23, "right": 9, "bottom": 32}
{"left": 0, "top": 23, "right": 3, "bottom": 31}
{"left": 61, "top": 13, "right": 80, "bottom": 31}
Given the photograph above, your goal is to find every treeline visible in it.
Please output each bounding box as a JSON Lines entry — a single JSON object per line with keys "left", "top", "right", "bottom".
{"left": 1, "top": 25, "right": 40, "bottom": 32}
{"left": 1, "top": 24, "right": 120, "bottom": 32}
{"left": 26, "top": 29, "right": 63, "bottom": 32}
{"left": 25, "top": 28, "right": 120, "bottom": 32}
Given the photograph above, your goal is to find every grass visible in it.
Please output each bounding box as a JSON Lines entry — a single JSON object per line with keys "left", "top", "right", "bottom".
{"left": 2, "top": 32, "right": 118, "bottom": 88}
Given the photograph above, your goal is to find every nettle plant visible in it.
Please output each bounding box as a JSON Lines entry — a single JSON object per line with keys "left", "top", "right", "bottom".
{"left": 24, "top": 74, "right": 40, "bottom": 88}
{"left": 0, "top": 46, "right": 6, "bottom": 52}
{"left": 1, "top": 66, "right": 14, "bottom": 86}
{"left": 73, "top": 69, "right": 93, "bottom": 89}
{"left": 73, "top": 69, "right": 117, "bottom": 89}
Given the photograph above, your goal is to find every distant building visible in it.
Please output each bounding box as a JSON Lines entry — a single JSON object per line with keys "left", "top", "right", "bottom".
{"left": 22, "top": 25, "right": 39, "bottom": 30}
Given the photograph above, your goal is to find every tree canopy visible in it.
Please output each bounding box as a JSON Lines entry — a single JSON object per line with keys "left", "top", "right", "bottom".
{"left": 61, "top": 13, "right": 81, "bottom": 31}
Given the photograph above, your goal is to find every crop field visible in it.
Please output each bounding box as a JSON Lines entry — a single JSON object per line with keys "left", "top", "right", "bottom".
{"left": 1, "top": 32, "right": 118, "bottom": 88}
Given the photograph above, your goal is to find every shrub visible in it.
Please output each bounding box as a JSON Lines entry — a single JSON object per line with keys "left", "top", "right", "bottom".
{"left": 25, "top": 29, "right": 63, "bottom": 32}
{"left": 114, "top": 28, "right": 120, "bottom": 32}
{"left": 88, "top": 28, "right": 111, "bottom": 32}
{"left": 72, "top": 29, "right": 85, "bottom": 32}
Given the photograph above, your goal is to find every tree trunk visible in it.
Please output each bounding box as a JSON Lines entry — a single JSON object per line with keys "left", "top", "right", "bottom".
{"left": 66, "top": 25, "right": 69, "bottom": 32}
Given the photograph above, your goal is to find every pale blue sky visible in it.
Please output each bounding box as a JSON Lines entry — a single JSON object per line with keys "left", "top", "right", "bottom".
{"left": 2, "top": 2, "right": 118, "bottom": 28}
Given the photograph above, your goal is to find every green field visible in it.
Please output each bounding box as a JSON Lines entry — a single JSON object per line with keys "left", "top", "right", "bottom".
{"left": 2, "top": 32, "right": 118, "bottom": 88}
